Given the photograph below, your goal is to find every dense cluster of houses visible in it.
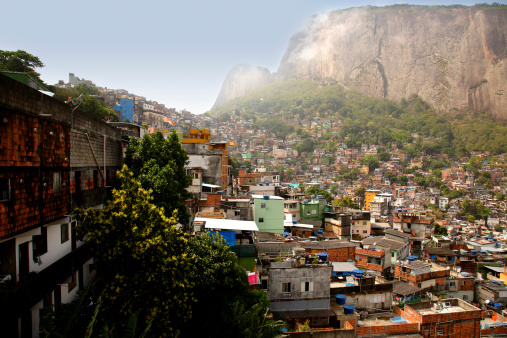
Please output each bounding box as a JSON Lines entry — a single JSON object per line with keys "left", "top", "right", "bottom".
{"left": 2, "top": 72, "right": 507, "bottom": 337}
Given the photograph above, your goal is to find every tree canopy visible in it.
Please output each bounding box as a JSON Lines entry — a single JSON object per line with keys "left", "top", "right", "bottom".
{"left": 74, "top": 166, "right": 194, "bottom": 335}
{"left": 305, "top": 186, "right": 333, "bottom": 203}
{"left": 0, "top": 49, "right": 44, "bottom": 80}
{"left": 124, "top": 131, "right": 192, "bottom": 224}
{"left": 332, "top": 195, "right": 360, "bottom": 209}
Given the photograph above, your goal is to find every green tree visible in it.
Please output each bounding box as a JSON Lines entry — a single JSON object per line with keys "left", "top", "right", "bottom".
{"left": 80, "top": 95, "right": 118, "bottom": 121}
{"left": 305, "top": 186, "right": 333, "bottom": 203}
{"left": 181, "top": 233, "right": 275, "bottom": 337}
{"left": 124, "top": 131, "right": 192, "bottom": 224}
{"left": 332, "top": 195, "right": 360, "bottom": 209}
{"left": 431, "top": 223, "right": 448, "bottom": 236}
{"left": 74, "top": 166, "right": 194, "bottom": 335}
{"left": 361, "top": 154, "right": 380, "bottom": 171}
{"left": 0, "top": 49, "right": 44, "bottom": 80}
{"left": 497, "top": 192, "right": 505, "bottom": 201}
{"left": 354, "top": 187, "right": 366, "bottom": 198}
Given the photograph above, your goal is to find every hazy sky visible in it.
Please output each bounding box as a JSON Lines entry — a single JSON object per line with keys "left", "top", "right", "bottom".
{"left": 2, "top": 0, "right": 503, "bottom": 114}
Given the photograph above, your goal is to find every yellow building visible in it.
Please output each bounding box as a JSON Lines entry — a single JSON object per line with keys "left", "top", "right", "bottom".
{"left": 364, "top": 189, "right": 380, "bottom": 210}
{"left": 182, "top": 129, "right": 210, "bottom": 143}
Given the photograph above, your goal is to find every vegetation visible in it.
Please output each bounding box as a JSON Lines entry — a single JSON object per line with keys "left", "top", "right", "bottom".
{"left": 305, "top": 186, "right": 333, "bottom": 203}
{"left": 209, "top": 80, "right": 507, "bottom": 155}
{"left": 124, "top": 131, "right": 192, "bottom": 225}
{"left": 74, "top": 166, "right": 194, "bottom": 336}
{"left": 0, "top": 49, "right": 44, "bottom": 80}
{"left": 332, "top": 196, "right": 360, "bottom": 209}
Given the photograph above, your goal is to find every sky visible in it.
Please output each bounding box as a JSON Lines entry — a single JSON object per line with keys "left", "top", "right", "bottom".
{"left": 2, "top": 0, "right": 504, "bottom": 114}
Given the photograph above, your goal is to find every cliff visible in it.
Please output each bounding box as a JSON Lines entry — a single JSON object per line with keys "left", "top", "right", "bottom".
{"left": 212, "top": 64, "right": 273, "bottom": 109}
{"left": 215, "top": 5, "right": 507, "bottom": 120}
{"left": 276, "top": 5, "right": 507, "bottom": 120}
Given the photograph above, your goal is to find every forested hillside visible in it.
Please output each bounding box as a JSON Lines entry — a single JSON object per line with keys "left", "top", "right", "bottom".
{"left": 209, "top": 80, "right": 507, "bottom": 156}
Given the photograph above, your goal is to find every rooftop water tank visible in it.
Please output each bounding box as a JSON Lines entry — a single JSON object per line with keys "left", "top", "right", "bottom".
{"left": 343, "top": 305, "right": 355, "bottom": 314}
{"left": 493, "top": 238, "right": 498, "bottom": 242}
{"left": 263, "top": 195, "right": 269, "bottom": 200}
{"left": 353, "top": 270, "right": 364, "bottom": 278}
{"left": 346, "top": 283, "right": 356, "bottom": 287}
{"left": 317, "top": 252, "right": 329, "bottom": 262}
{"left": 335, "top": 294, "right": 346, "bottom": 305}
{"left": 471, "top": 250, "right": 477, "bottom": 255}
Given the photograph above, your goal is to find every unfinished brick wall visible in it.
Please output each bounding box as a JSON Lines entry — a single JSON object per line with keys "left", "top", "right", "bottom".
{"left": 0, "top": 108, "right": 70, "bottom": 238}
{"left": 304, "top": 247, "right": 355, "bottom": 262}
{"left": 0, "top": 73, "right": 123, "bottom": 239}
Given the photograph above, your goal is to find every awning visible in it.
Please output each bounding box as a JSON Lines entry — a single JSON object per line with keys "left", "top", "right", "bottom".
{"left": 202, "top": 183, "right": 221, "bottom": 188}
{"left": 194, "top": 217, "right": 259, "bottom": 231}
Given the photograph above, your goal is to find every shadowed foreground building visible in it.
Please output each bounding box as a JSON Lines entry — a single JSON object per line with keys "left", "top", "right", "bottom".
{"left": 0, "top": 74, "right": 123, "bottom": 337}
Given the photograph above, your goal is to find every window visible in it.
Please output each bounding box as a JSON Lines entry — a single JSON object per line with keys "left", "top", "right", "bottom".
{"left": 424, "top": 328, "right": 429, "bottom": 335}
{"left": 282, "top": 282, "right": 291, "bottom": 293}
{"left": 53, "top": 172, "right": 62, "bottom": 193}
{"left": 258, "top": 218, "right": 264, "bottom": 223}
{"left": 234, "top": 210, "right": 241, "bottom": 217}
{"left": 463, "top": 295, "right": 468, "bottom": 300}
{"left": 67, "top": 272, "right": 77, "bottom": 291}
{"left": 33, "top": 226, "right": 48, "bottom": 258}
{"left": 261, "top": 279, "right": 268, "bottom": 289}
{"left": 304, "top": 281, "right": 310, "bottom": 291}
{"left": 363, "top": 230, "right": 368, "bottom": 233}
{"left": 437, "top": 328, "right": 444, "bottom": 335}
{"left": 93, "top": 170, "right": 99, "bottom": 188}
{"left": 363, "top": 221, "right": 367, "bottom": 225}
{"left": 311, "top": 210, "right": 317, "bottom": 214}
{"left": 261, "top": 203, "right": 266, "bottom": 208}
{"left": 61, "top": 223, "right": 69, "bottom": 243}
{"left": 75, "top": 171, "right": 82, "bottom": 192}
{"left": 0, "top": 178, "right": 10, "bottom": 201}
{"left": 462, "top": 281, "right": 466, "bottom": 285}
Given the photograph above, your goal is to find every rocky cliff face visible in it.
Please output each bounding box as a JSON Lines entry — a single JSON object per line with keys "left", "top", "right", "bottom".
{"left": 212, "top": 64, "right": 273, "bottom": 108}
{"left": 276, "top": 5, "right": 507, "bottom": 120}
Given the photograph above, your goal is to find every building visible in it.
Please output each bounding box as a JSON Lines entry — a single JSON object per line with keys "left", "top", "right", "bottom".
{"left": 324, "top": 210, "right": 352, "bottom": 239}
{"left": 113, "top": 97, "right": 134, "bottom": 122}
{"left": 300, "top": 197, "right": 326, "bottom": 223}
{"left": 355, "top": 246, "right": 392, "bottom": 277}
{"left": 350, "top": 210, "right": 371, "bottom": 239}
{"left": 364, "top": 189, "right": 380, "bottom": 211}
{"left": 399, "top": 299, "right": 483, "bottom": 338}
{"left": 253, "top": 195, "right": 284, "bottom": 234}
{"left": 300, "top": 241, "right": 356, "bottom": 262}
{"left": 267, "top": 260, "right": 335, "bottom": 329}
{"left": 0, "top": 73, "right": 123, "bottom": 336}
{"left": 395, "top": 260, "right": 450, "bottom": 291}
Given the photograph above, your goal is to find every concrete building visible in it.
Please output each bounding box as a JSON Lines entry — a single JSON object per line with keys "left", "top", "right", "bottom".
{"left": 364, "top": 189, "right": 380, "bottom": 211}
{"left": 113, "top": 97, "right": 134, "bottom": 122}
{"left": 267, "top": 260, "right": 335, "bottom": 329}
{"left": 395, "top": 260, "right": 450, "bottom": 291}
{"left": 253, "top": 195, "right": 284, "bottom": 234}
{"left": 300, "top": 197, "right": 326, "bottom": 223}
{"left": 324, "top": 211, "right": 352, "bottom": 239}
{"left": 0, "top": 73, "right": 123, "bottom": 336}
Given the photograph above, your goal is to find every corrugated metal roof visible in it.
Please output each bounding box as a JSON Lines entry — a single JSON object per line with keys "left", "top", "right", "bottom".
{"left": 195, "top": 217, "right": 259, "bottom": 231}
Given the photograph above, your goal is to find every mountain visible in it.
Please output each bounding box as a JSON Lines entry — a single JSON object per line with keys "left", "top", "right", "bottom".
{"left": 216, "top": 5, "right": 507, "bottom": 120}
{"left": 212, "top": 64, "right": 273, "bottom": 109}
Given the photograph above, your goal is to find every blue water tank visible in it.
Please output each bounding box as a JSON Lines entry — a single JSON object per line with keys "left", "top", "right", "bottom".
{"left": 318, "top": 229, "right": 323, "bottom": 234}
{"left": 471, "top": 250, "right": 477, "bottom": 255}
{"left": 493, "top": 238, "right": 498, "bottom": 242}
{"left": 369, "top": 247, "right": 376, "bottom": 251}
{"left": 353, "top": 270, "right": 364, "bottom": 278}
{"left": 346, "top": 283, "right": 356, "bottom": 287}
{"left": 266, "top": 182, "right": 269, "bottom": 186}
{"left": 495, "top": 303, "right": 502, "bottom": 308}
{"left": 343, "top": 305, "right": 355, "bottom": 314}
{"left": 453, "top": 237, "right": 457, "bottom": 241}
{"left": 317, "top": 252, "right": 329, "bottom": 262}
{"left": 263, "top": 195, "right": 269, "bottom": 200}
{"left": 476, "top": 235, "right": 481, "bottom": 238}
{"left": 335, "top": 294, "right": 346, "bottom": 305}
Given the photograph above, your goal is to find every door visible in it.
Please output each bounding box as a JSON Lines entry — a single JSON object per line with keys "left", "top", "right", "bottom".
{"left": 18, "top": 241, "right": 29, "bottom": 280}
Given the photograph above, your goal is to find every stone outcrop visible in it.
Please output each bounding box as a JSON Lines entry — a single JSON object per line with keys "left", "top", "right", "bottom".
{"left": 212, "top": 64, "right": 273, "bottom": 108}
{"left": 215, "top": 6, "right": 507, "bottom": 120}
{"left": 276, "top": 5, "right": 507, "bottom": 120}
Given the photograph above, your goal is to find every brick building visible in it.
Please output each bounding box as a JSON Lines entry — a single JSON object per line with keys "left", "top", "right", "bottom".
{"left": 395, "top": 260, "right": 450, "bottom": 291}
{"left": 355, "top": 247, "right": 391, "bottom": 276}
{"left": 400, "top": 299, "right": 483, "bottom": 338}
{"left": 300, "top": 241, "right": 356, "bottom": 262}
{"left": 0, "top": 73, "right": 123, "bottom": 336}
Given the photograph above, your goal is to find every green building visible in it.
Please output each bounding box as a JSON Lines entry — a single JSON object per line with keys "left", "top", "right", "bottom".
{"left": 300, "top": 197, "right": 326, "bottom": 222}
{"left": 253, "top": 195, "right": 284, "bottom": 233}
